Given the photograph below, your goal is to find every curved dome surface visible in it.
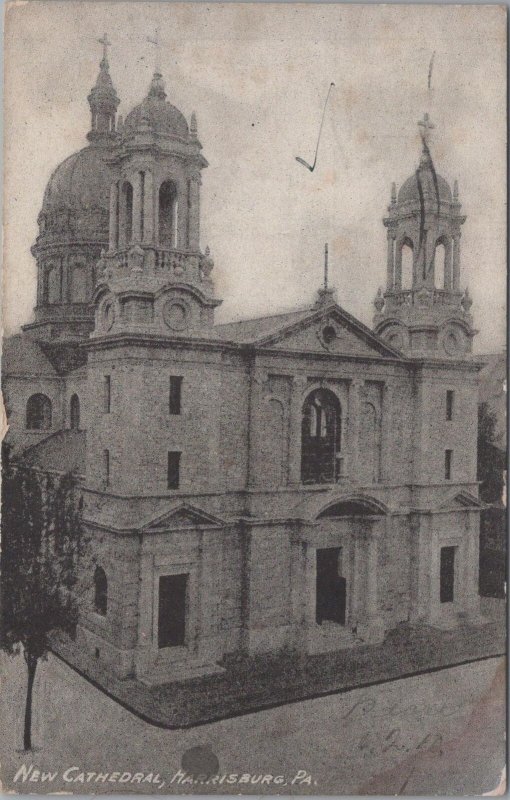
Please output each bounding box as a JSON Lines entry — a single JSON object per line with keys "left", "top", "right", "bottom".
{"left": 39, "top": 145, "right": 112, "bottom": 238}
{"left": 124, "top": 97, "right": 189, "bottom": 139}
{"left": 398, "top": 168, "right": 452, "bottom": 205}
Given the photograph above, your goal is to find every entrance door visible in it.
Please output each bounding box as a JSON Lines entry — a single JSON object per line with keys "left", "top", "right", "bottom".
{"left": 158, "top": 574, "right": 188, "bottom": 647}
{"left": 316, "top": 547, "right": 346, "bottom": 625}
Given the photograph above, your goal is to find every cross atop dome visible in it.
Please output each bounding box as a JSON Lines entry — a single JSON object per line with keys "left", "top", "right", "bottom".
{"left": 147, "top": 27, "right": 162, "bottom": 75}
{"left": 418, "top": 112, "right": 435, "bottom": 150}
{"left": 98, "top": 32, "right": 111, "bottom": 64}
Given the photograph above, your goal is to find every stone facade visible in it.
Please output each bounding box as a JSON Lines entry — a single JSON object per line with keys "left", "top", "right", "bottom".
{"left": 2, "top": 53, "right": 486, "bottom": 685}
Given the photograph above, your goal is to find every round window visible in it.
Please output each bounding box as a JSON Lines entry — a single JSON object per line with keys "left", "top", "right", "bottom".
{"left": 163, "top": 300, "right": 189, "bottom": 331}
{"left": 322, "top": 325, "right": 337, "bottom": 345}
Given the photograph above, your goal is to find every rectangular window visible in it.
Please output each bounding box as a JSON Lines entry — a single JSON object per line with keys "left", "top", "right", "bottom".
{"left": 440, "top": 546, "right": 455, "bottom": 603}
{"left": 158, "top": 574, "right": 187, "bottom": 647}
{"left": 445, "top": 449, "right": 453, "bottom": 480}
{"left": 167, "top": 451, "right": 181, "bottom": 489}
{"left": 104, "top": 449, "right": 110, "bottom": 485}
{"left": 103, "top": 375, "right": 111, "bottom": 413}
{"left": 169, "top": 376, "right": 183, "bottom": 415}
{"left": 446, "top": 390, "right": 454, "bottom": 421}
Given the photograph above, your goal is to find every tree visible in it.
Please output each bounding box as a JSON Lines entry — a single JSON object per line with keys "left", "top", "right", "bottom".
{"left": 477, "top": 402, "right": 505, "bottom": 504}
{"left": 1, "top": 443, "right": 86, "bottom": 751}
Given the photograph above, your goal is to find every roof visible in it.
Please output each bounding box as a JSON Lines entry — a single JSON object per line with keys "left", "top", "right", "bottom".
{"left": 124, "top": 98, "right": 189, "bottom": 139}
{"left": 42, "top": 145, "right": 113, "bottom": 216}
{"left": 20, "top": 430, "right": 86, "bottom": 474}
{"left": 398, "top": 168, "right": 452, "bottom": 205}
{"left": 214, "top": 308, "right": 313, "bottom": 344}
{"left": 2, "top": 335, "right": 57, "bottom": 377}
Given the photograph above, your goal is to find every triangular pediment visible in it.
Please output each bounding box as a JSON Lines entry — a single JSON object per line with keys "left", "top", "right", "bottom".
{"left": 439, "top": 491, "right": 486, "bottom": 510}
{"left": 256, "top": 304, "right": 403, "bottom": 359}
{"left": 143, "top": 503, "right": 225, "bottom": 531}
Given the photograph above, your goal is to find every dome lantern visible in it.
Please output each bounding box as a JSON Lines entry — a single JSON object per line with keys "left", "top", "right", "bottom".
{"left": 87, "top": 34, "right": 120, "bottom": 142}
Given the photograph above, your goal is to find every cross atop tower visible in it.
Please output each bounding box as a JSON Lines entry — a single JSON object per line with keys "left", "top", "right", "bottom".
{"left": 98, "top": 32, "right": 111, "bottom": 63}
{"left": 147, "top": 27, "right": 161, "bottom": 74}
{"left": 418, "top": 113, "right": 435, "bottom": 149}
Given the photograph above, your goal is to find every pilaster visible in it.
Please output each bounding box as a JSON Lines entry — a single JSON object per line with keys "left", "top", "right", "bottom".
{"left": 109, "top": 182, "right": 119, "bottom": 251}
{"left": 288, "top": 374, "right": 307, "bottom": 486}
{"left": 132, "top": 171, "right": 143, "bottom": 243}
{"left": 348, "top": 379, "right": 363, "bottom": 480}
{"left": 143, "top": 170, "right": 154, "bottom": 243}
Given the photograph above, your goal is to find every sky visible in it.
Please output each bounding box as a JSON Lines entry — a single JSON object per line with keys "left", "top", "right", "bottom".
{"left": 3, "top": 2, "right": 507, "bottom": 353}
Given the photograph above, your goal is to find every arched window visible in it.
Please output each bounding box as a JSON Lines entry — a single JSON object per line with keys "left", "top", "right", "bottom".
{"left": 159, "top": 180, "right": 178, "bottom": 248}
{"left": 121, "top": 181, "right": 133, "bottom": 244}
{"left": 26, "top": 394, "right": 52, "bottom": 430}
{"left": 434, "top": 238, "right": 450, "bottom": 289}
{"left": 47, "top": 263, "right": 62, "bottom": 304}
{"left": 70, "top": 263, "right": 88, "bottom": 303}
{"left": 360, "top": 401, "right": 381, "bottom": 484}
{"left": 301, "top": 389, "right": 342, "bottom": 484}
{"left": 94, "top": 567, "right": 107, "bottom": 616}
{"left": 70, "top": 394, "right": 80, "bottom": 430}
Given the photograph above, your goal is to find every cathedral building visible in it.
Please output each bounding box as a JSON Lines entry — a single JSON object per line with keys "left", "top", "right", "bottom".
{"left": 2, "top": 48, "right": 486, "bottom": 684}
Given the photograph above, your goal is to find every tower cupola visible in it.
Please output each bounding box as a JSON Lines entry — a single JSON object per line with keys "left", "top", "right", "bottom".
{"left": 373, "top": 114, "right": 475, "bottom": 359}
{"left": 87, "top": 34, "right": 120, "bottom": 142}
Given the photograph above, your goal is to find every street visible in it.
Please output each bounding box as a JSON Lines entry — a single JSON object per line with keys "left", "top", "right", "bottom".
{"left": 0, "top": 652, "right": 505, "bottom": 795}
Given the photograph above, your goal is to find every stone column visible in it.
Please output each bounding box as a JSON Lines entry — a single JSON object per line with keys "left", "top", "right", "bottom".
{"left": 386, "top": 233, "right": 395, "bottom": 290}
{"left": 288, "top": 375, "right": 307, "bottom": 486}
{"left": 444, "top": 236, "right": 453, "bottom": 289}
{"left": 464, "top": 511, "right": 481, "bottom": 618}
{"left": 452, "top": 235, "right": 461, "bottom": 289}
{"left": 109, "top": 182, "right": 119, "bottom": 251}
{"left": 348, "top": 379, "right": 363, "bottom": 480}
{"left": 188, "top": 174, "right": 201, "bottom": 251}
{"left": 247, "top": 366, "right": 267, "bottom": 488}
{"left": 394, "top": 242, "right": 402, "bottom": 289}
{"left": 142, "top": 170, "right": 154, "bottom": 244}
{"left": 131, "top": 172, "right": 142, "bottom": 243}
{"left": 118, "top": 183, "right": 127, "bottom": 248}
{"left": 381, "top": 381, "right": 394, "bottom": 483}
{"left": 154, "top": 179, "right": 160, "bottom": 246}
{"left": 134, "top": 550, "right": 154, "bottom": 678}
{"left": 177, "top": 183, "right": 188, "bottom": 250}
{"left": 61, "top": 257, "right": 69, "bottom": 304}
{"left": 428, "top": 518, "right": 441, "bottom": 624}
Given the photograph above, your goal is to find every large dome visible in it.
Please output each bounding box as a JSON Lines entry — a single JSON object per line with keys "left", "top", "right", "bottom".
{"left": 39, "top": 145, "right": 112, "bottom": 240}
{"left": 398, "top": 167, "right": 453, "bottom": 206}
{"left": 124, "top": 97, "right": 189, "bottom": 139}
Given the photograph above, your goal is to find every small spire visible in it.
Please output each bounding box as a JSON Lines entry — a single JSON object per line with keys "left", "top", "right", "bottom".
{"left": 324, "top": 243, "right": 329, "bottom": 290}
{"left": 391, "top": 182, "right": 396, "bottom": 204}
{"left": 87, "top": 35, "right": 120, "bottom": 141}
{"left": 190, "top": 112, "right": 197, "bottom": 138}
{"left": 453, "top": 179, "right": 459, "bottom": 200}
{"left": 374, "top": 286, "right": 385, "bottom": 312}
{"left": 148, "top": 71, "right": 166, "bottom": 101}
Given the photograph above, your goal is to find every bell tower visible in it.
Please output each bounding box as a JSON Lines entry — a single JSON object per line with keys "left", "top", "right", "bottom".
{"left": 92, "top": 68, "right": 221, "bottom": 342}
{"left": 373, "top": 114, "right": 476, "bottom": 358}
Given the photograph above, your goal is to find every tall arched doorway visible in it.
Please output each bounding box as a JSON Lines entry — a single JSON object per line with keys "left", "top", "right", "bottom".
{"left": 301, "top": 388, "right": 342, "bottom": 484}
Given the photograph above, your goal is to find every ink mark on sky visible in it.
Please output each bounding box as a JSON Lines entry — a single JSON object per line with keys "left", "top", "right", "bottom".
{"left": 295, "top": 82, "right": 335, "bottom": 172}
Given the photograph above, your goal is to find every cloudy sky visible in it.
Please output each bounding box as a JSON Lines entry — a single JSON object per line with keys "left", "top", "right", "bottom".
{"left": 3, "top": 2, "right": 506, "bottom": 352}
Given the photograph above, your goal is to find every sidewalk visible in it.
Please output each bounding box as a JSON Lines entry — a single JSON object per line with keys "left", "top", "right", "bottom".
{"left": 55, "top": 600, "right": 506, "bottom": 730}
